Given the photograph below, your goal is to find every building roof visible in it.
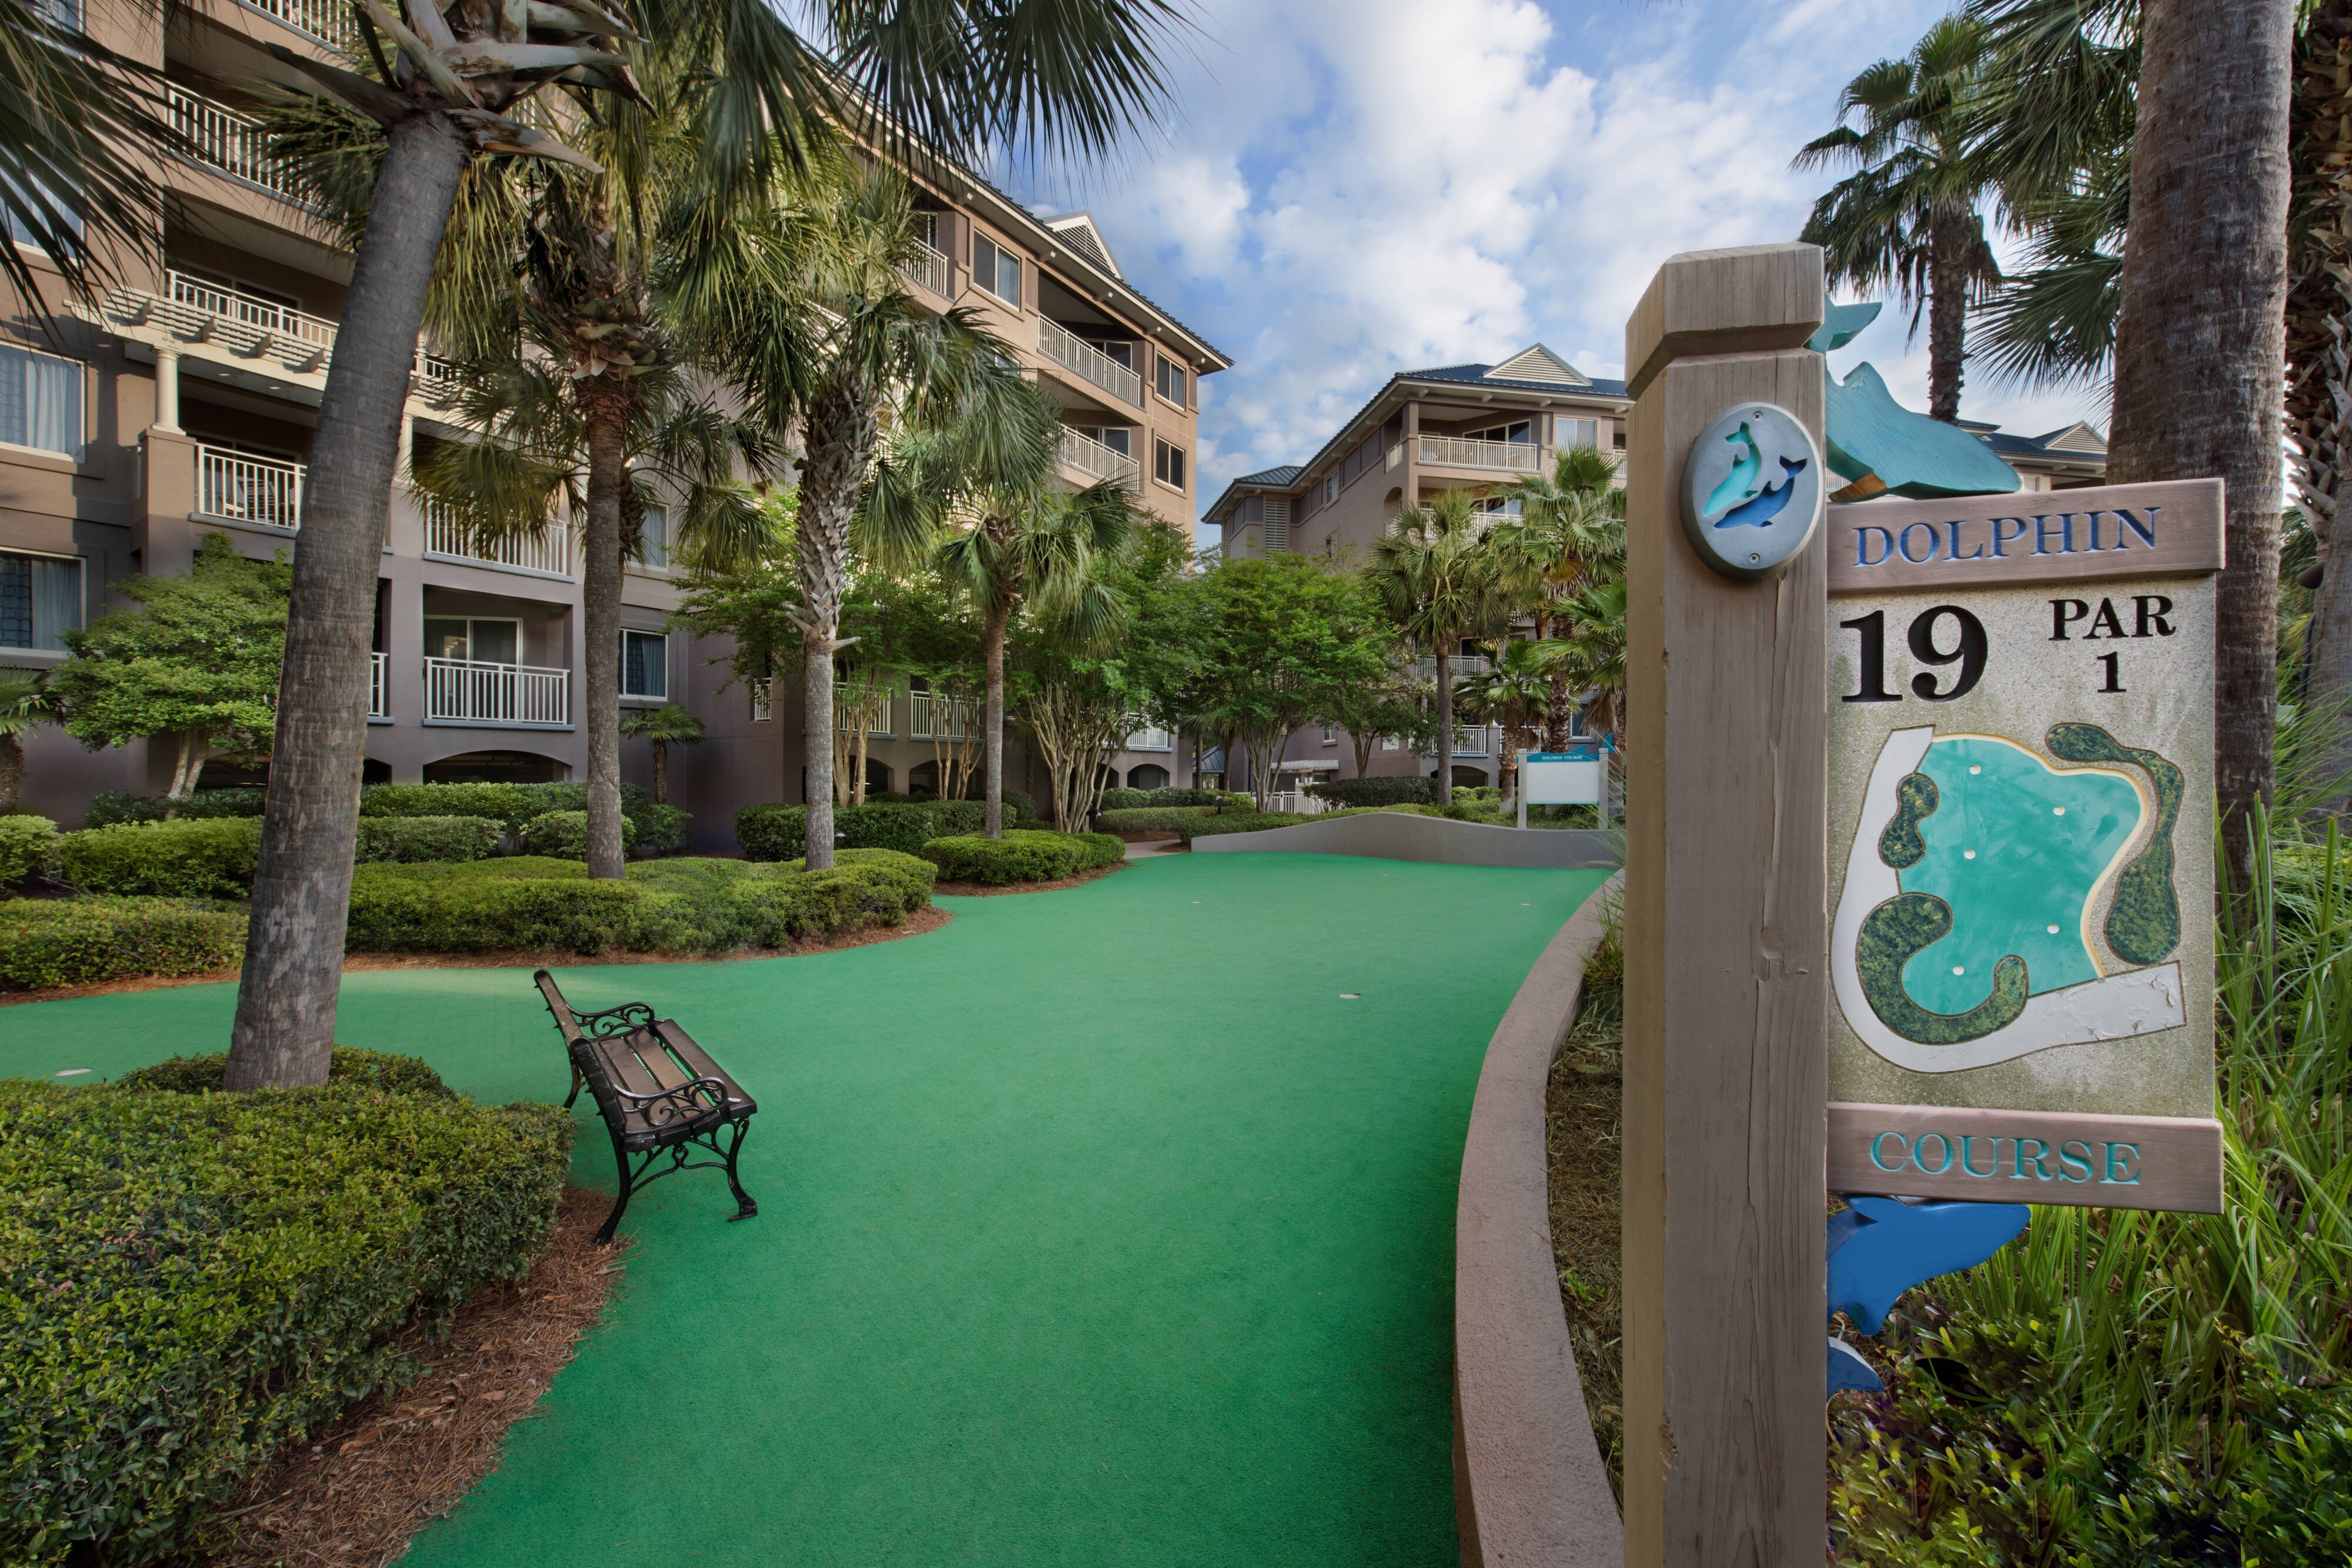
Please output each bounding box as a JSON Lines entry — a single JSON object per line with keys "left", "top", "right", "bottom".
{"left": 1042, "top": 212, "right": 1122, "bottom": 279}
{"left": 1402, "top": 360, "right": 1631, "bottom": 399}
{"left": 1233, "top": 464, "right": 1304, "bottom": 487}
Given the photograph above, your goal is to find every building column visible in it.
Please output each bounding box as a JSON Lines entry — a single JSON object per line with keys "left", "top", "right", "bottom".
{"left": 152, "top": 347, "right": 182, "bottom": 434}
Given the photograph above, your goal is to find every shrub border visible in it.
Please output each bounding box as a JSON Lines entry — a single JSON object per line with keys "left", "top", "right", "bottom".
{"left": 1453, "top": 872, "right": 1623, "bottom": 1566}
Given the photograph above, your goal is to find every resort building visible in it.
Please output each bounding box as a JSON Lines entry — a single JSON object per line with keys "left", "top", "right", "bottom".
{"left": 0, "top": 0, "right": 1227, "bottom": 842}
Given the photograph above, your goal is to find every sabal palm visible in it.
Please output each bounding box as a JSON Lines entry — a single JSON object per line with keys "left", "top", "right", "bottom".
{"left": 229, "top": 0, "right": 1191, "bottom": 1085}
{"left": 1795, "top": 16, "right": 2004, "bottom": 423}
{"left": 1485, "top": 444, "right": 1624, "bottom": 749}
{"left": 1365, "top": 489, "right": 1511, "bottom": 806}
{"left": 619, "top": 703, "right": 702, "bottom": 804}
{"left": 0, "top": 670, "right": 49, "bottom": 814}
{"left": 1454, "top": 637, "right": 1558, "bottom": 801}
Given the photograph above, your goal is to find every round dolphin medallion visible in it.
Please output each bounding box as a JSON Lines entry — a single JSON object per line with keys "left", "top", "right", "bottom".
{"left": 1678, "top": 402, "right": 1823, "bottom": 580}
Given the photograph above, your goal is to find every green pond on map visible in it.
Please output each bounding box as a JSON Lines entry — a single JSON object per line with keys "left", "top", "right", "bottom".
{"left": 1896, "top": 735, "right": 2144, "bottom": 1017}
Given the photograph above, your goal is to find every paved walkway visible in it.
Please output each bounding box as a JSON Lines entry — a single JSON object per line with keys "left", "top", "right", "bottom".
{"left": 5, "top": 854, "right": 1606, "bottom": 1567}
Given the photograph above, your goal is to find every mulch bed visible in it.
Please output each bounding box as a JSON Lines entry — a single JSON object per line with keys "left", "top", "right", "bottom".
{"left": 191, "top": 1186, "right": 630, "bottom": 1568}
{"left": 1544, "top": 979, "right": 1625, "bottom": 1505}
{"left": 931, "top": 863, "right": 1130, "bottom": 897}
{"left": 0, "top": 904, "right": 954, "bottom": 1007}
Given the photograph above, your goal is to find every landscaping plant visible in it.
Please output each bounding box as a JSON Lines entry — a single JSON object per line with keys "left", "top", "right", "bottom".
{"left": 0, "top": 897, "right": 245, "bottom": 991}
{"left": 0, "top": 814, "right": 57, "bottom": 886}
{"left": 917, "top": 830, "right": 1122, "bottom": 885}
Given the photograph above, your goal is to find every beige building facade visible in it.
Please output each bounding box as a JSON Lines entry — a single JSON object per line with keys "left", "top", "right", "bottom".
{"left": 1, "top": 0, "right": 1227, "bottom": 840}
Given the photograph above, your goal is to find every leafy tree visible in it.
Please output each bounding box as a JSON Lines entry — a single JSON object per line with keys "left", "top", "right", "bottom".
{"left": 0, "top": 670, "right": 51, "bottom": 814}
{"left": 619, "top": 704, "right": 702, "bottom": 804}
{"left": 1313, "top": 672, "right": 1435, "bottom": 784}
{"left": 48, "top": 534, "right": 289, "bottom": 807}
{"left": 1363, "top": 489, "right": 1512, "bottom": 805}
{"left": 1794, "top": 15, "right": 2004, "bottom": 424}
{"left": 1170, "top": 556, "right": 1392, "bottom": 811}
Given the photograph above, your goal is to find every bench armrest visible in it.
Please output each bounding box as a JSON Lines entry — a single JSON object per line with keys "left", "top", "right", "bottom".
{"left": 602, "top": 1073, "right": 734, "bottom": 1132}
{"left": 570, "top": 1000, "right": 658, "bottom": 1039}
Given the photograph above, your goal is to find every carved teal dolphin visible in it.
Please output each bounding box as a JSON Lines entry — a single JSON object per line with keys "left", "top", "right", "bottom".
{"left": 1713, "top": 457, "right": 1809, "bottom": 529}
{"left": 1828, "top": 1196, "right": 2030, "bottom": 1334}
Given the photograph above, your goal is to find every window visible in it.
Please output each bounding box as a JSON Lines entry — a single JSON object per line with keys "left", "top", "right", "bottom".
{"left": 0, "top": 550, "right": 81, "bottom": 651}
{"left": 1380, "top": 735, "right": 1399, "bottom": 751}
{"left": 1321, "top": 725, "right": 1337, "bottom": 746}
{"left": 5, "top": 173, "right": 82, "bottom": 253}
{"left": 1475, "top": 495, "right": 1524, "bottom": 518}
{"left": 636, "top": 503, "right": 667, "bottom": 569}
{"left": 1322, "top": 475, "right": 1338, "bottom": 507}
{"left": 620, "top": 628, "right": 667, "bottom": 700}
{"left": 1073, "top": 424, "right": 1131, "bottom": 456}
{"left": 1465, "top": 419, "right": 1533, "bottom": 446}
{"left": 750, "top": 676, "right": 772, "bottom": 722}
{"left": 1155, "top": 355, "right": 1187, "bottom": 406}
{"left": 1153, "top": 437, "right": 1186, "bottom": 490}
{"left": 425, "top": 617, "right": 519, "bottom": 664}
{"left": 914, "top": 210, "right": 941, "bottom": 252}
{"left": 1561, "top": 417, "right": 1599, "bottom": 449}
{"left": 0, "top": 344, "right": 83, "bottom": 460}
{"left": 973, "top": 233, "right": 1021, "bottom": 305}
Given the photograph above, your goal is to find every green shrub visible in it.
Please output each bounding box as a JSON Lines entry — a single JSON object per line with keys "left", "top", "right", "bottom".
{"left": 0, "top": 814, "right": 58, "bottom": 885}
{"left": 1179, "top": 811, "right": 1309, "bottom": 841}
{"left": 737, "top": 800, "right": 986, "bottom": 861}
{"left": 55, "top": 818, "right": 263, "bottom": 897}
{"left": 988, "top": 787, "right": 1038, "bottom": 822}
{"left": 82, "top": 788, "right": 269, "bottom": 827}
{"left": 0, "top": 897, "right": 246, "bottom": 991}
{"left": 928, "top": 800, "right": 984, "bottom": 836}
{"left": 358, "top": 781, "right": 524, "bottom": 826}
{"left": 1308, "top": 774, "right": 1432, "bottom": 807}
{"left": 353, "top": 815, "right": 504, "bottom": 864}
{"left": 0, "top": 1075, "right": 569, "bottom": 1565}
{"left": 516, "top": 810, "right": 639, "bottom": 859}
{"left": 918, "top": 830, "right": 1122, "bottom": 884}
{"left": 1096, "top": 805, "right": 1217, "bottom": 833}
{"left": 1097, "top": 787, "right": 1149, "bottom": 811}
{"left": 735, "top": 803, "right": 806, "bottom": 861}
{"left": 116, "top": 1045, "right": 455, "bottom": 1098}
{"left": 1143, "top": 787, "right": 1227, "bottom": 807}
{"left": 510, "top": 783, "right": 689, "bottom": 854}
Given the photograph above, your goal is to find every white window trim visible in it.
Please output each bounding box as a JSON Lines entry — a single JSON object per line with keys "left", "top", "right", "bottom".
{"left": 974, "top": 232, "right": 1021, "bottom": 308}
{"left": 619, "top": 627, "right": 669, "bottom": 702}
{"left": 1152, "top": 437, "right": 1187, "bottom": 493}
{"left": 1154, "top": 355, "right": 1188, "bottom": 411}
{"left": 0, "top": 544, "right": 86, "bottom": 656}
{"left": 0, "top": 342, "right": 88, "bottom": 464}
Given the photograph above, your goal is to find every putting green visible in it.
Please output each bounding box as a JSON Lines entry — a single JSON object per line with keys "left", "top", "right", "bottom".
{"left": 1, "top": 852, "right": 1606, "bottom": 1567}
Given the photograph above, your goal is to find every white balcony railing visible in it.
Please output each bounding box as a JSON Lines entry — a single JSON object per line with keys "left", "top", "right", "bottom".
{"left": 1412, "top": 654, "right": 1491, "bottom": 681}
{"left": 425, "top": 657, "right": 569, "bottom": 726}
{"left": 88, "top": 270, "right": 462, "bottom": 398}
{"left": 1418, "top": 434, "right": 1542, "bottom": 473}
{"left": 243, "top": 0, "right": 352, "bottom": 42}
{"left": 896, "top": 242, "right": 951, "bottom": 298}
{"left": 195, "top": 444, "right": 303, "bottom": 529}
{"left": 168, "top": 85, "right": 300, "bottom": 203}
{"left": 834, "top": 685, "right": 893, "bottom": 735}
{"left": 369, "top": 651, "right": 388, "bottom": 718}
{"left": 423, "top": 499, "right": 573, "bottom": 576}
{"left": 1057, "top": 426, "right": 1140, "bottom": 490}
{"left": 1124, "top": 726, "right": 1172, "bottom": 752}
{"left": 1452, "top": 727, "right": 1492, "bottom": 757}
{"left": 908, "top": 693, "right": 974, "bottom": 740}
{"left": 1038, "top": 318, "right": 1143, "bottom": 406}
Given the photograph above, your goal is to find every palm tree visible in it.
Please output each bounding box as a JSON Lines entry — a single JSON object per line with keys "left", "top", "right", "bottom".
{"left": 229, "top": 0, "right": 1192, "bottom": 1085}
{"left": 1454, "top": 637, "right": 1556, "bottom": 804}
{"left": 0, "top": 670, "right": 50, "bottom": 815}
{"left": 2104, "top": 0, "right": 2296, "bottom": 885}
{"left": 1486, "top": 444, "right": 1624, "bottom": 750}
{"left": 620, "top": 703, "right": 702, "bottom": 804}
{"left": 1795, "top": 16, "right": 2005, "bottom": 423}
{"left": 1364, "top": 489, "right": 1512, "bottom": 807}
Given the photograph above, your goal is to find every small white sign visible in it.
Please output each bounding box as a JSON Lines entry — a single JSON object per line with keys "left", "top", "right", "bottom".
{"left": 1521, "top": 752, "right": 1601, "bottom": 805}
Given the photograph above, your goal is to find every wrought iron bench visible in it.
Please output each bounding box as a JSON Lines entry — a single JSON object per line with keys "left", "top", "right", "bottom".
{"left": 534, "top": 969, "right": 759, "bottom": 1245}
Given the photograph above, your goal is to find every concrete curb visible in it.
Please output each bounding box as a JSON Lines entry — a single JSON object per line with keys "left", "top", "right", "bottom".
{"left": 1191, "top": 812, "right": 1622, "bottom": 869}
{"left": 1454, "top": 871, "right": 1625, "bottom": 1566}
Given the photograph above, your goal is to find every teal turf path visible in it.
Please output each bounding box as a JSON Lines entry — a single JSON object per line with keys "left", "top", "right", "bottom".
{"left": 0, "top": 853, "right": 1605, "bottom": 1567}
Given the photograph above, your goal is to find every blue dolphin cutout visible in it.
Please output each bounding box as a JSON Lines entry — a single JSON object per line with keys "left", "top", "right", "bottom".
{"left": 1828, "top": 1196, "right": 2030, "bottom": 1335}
{"left": 1713, "top": 457, "right": 1808, "bottom": 530}
{"left": 1828, "top": 1338, "right": 1882, "bottom": 1398}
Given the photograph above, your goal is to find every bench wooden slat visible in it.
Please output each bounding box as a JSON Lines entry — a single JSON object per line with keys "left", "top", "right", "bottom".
{"left": 591, "top": 1033, "right": 671, "bottom": 1102}
{"left": 630, "top": 1036, "right": 701, "bottom": 1096}
{"left": 655, "top": 1021, "right": 756, "bottom": 1113}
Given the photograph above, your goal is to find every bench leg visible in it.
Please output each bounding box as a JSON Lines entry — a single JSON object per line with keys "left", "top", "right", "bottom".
{"left": 721, "top": 1117, "right": 759, "bottom": 1223}
{"left": 595, "top": 1126, "right": 635, "bottom": 1246}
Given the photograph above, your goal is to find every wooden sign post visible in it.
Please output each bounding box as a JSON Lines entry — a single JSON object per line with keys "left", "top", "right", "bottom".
{"left": 1823, "top": 482, "right": 2226, "bottom": 1212}
{"left": 1621, "top": 243, "right": 1829, "bottom": 1566}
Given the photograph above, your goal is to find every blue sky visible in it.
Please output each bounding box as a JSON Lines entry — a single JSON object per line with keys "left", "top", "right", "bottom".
{"left": 989, "top": 0, "right": 2113, "bottom": 540}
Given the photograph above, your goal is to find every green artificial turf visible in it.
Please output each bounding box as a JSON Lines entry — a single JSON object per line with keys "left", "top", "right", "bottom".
{"left": 1, "top": 852, "right": 1606, "bottom": 1567}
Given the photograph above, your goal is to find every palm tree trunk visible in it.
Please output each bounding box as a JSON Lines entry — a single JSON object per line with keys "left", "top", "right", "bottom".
{"left": 581, "top": 394, "right": 628, "bottom": 880}
{"left": 0, "top": 731, "right": 21, "bottom": 814}
{"left": 1927, "top": 209, "right": 1969, "bottom": 424}
{"left": 2291, "top": 2, "right": 2352, "bottom": 810}
{"left": 1435, "top": 648, "right": 1455, "bottom": 805}
{"left": 652, "top": 739, "right": 668, "bottom": 805}
{"left": 2107, "top": 0, "right": 2296, "bottom": 893}
{"left": 795, "top": 373, "right": 872, "bottom": 868}
{"left": 983, "top": 604, "right": 1009, "bottom": 837}
{"left": 226, "top": 115, "right": 472, "bottom": 1092}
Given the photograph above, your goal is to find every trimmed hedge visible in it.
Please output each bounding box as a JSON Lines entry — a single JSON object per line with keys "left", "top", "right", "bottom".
{"left": 55, "top": 818, "right": 263, "bottom": 898}
{"left": 1097, "top": 787, "right": 1150, "bottom": 811}
{"left": 0, "top": 897, "right": 246, "bottom": 991}
{"left": 0, "top": 1069, "right": 569, "bottom": 1565}
{"left": 0, "top": 815, "right": 58, "bottom": 885}
{"left": 1095, "top": 805, "right": 1217, "bottom": 834}
{"left": 345, "top": 851, "right": 934, "bottom": 955}
{"left": 517, "top": 810, "right": 638, "bottom": 859}
{"left": 736, "top": 799, "right": 986, "bottom": 861}
{"left": 1308, "top": 774, "right": 1433, "bottom": 807}
{"left": 918, "top": 830, "right": 1125, "bottom": 885}
{"left": 1178, "top": 811, "right": 1311, "bottom": 841}
{"left": 1142, "top": 787, "right": 1229, "bottom": 808}
{"left": 353, "top": 815, "right": 504, "bottom": 864}
{"left": 358, "top": 781, "right": 690, "bottom": 853}
{"left": 118, "top": 1045, "right": 456, "bottom": 1098}
{"left": 82, "top": 788, "right": 269, "bottom": 827}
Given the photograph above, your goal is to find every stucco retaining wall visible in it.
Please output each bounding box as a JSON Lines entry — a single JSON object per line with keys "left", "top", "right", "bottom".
{"left": 1454, "top": 872, "right": 1625, "bottom": 1566}
{"left": 1191, "top": 812, "right": 1621, "bottom": 869}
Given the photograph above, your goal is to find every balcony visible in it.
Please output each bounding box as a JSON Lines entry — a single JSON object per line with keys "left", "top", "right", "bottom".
{"left": 896, "top": 242, "right": 951, "bottom": 299}
{"left": 1038, "top": 318, "right": 1142, "bottom": 406}
{"left": 425, "top": 657, "right": 570, "bottom": 727}
{"left": 242, "top": 0, "right": 353, "bottom": 43}
{"left": 195, "top": 443, "right": 303, "bottom": 530}
{"left": 1057, "top": 426, "right": 1140, "bottom": 490}
{"left": 81, "top": 270, "right": 463, "bottom": 404}
{"left": 1418, "top": 434, "right": 1542, "bottom": 473}
{"left": 834, "top": 686, "right": 893, "bottom": 736}
{"left": 168, "top": 85, "right": 303, "bottom": 205}
{"left": 1412, "top": 654, "right": 1490, "bottom": 681}
{"left": 908, "top": 692, "right": 975, "bottom": 740}
{"left": 1124, "top": 725, "right": 1172, "bottom": 752}
{"left": 369, "top": 651, "right": 388, "bottom": 718}
{"left": 423, "top": 499, "right": 573, "bottom": 577}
